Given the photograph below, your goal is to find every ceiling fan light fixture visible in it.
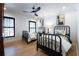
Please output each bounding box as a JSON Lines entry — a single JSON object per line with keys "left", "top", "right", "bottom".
{"left": 4, "top": 7, "right": 6, "bottom": 10}
{"left": 32, "top": 6, "right": 35, "bottom": 10}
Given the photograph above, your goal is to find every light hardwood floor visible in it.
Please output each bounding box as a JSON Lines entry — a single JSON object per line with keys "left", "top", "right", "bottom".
{"left": 4, "top": 40, "right": 77, "bottom": 56}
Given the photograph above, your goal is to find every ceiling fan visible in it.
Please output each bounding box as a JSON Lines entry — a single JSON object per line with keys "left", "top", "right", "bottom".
{"left": 23, "top": 6, "right": 41, "bottom": 16}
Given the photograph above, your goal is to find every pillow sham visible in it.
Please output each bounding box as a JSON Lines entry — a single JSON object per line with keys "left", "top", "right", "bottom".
{"left": 55, "top": 30, "right": 66, "bottom": 35}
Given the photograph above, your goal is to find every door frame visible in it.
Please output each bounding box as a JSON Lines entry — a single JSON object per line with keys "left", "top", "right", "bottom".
{"left": 0, "top": 3, "right": 4, "bottom": 56}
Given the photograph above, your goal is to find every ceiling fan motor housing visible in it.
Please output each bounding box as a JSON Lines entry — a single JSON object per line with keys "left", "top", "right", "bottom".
{"left": 32, "top": 6, "right": 35, "bottom": 10}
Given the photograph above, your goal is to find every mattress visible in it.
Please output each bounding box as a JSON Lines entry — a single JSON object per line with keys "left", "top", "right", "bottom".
{"left": 38, "top": 35, "right": 72, "bottom": 56}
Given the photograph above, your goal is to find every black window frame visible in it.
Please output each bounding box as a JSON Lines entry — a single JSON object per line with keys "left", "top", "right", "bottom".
{"left": 3, "top": 16, "right": 15, "bottom": 38}
{"left": 29, "top": 21, "right": 36, "bottom": 33}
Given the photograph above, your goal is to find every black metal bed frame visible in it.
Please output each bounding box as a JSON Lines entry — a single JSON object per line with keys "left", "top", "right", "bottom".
{"left": 54, "top": 25, "right": 72, "bottom": 43}
{"left": 37, "top": 25, "right": 72, "bottom": 56}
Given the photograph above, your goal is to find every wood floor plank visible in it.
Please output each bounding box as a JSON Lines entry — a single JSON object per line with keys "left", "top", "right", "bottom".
{"left": 4, "top": 40, "right": 77, "bottom": 56}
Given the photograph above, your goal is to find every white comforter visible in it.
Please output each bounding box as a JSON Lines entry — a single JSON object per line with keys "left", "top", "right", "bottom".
{"left": 28, "top": 32, "right": 37, "bottom": 42}
{"left": 59, "top": 36, "right": 71, "bottom": 55}
{"left": 39, "top": 35, "right": 71, "bottom": 56}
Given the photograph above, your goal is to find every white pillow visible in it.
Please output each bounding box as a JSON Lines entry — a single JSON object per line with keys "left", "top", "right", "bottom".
{"left": 49, "top": 28, "right": 54, "bottom": 34}
{"left": 55, "top": 30, "right": 66, "bottom": 35}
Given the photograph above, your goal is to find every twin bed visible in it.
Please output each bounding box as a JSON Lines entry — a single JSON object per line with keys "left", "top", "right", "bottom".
{"left": 22, "top": 31, "right": 37, "bottom": 43}
{"left": 22, "top": 25, "right": 72, "bottom": 56}
{"left": 37, "top": 26, "right": 72, "bottom": 56}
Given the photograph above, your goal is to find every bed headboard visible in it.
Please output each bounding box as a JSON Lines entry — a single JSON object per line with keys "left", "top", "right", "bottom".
{"left": 54, "top": 25, "right": 72, "bottom": 43}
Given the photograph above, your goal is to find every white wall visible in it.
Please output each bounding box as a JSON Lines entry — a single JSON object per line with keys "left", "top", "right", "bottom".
{"left": 76, "top": 8, "right": 79, "bottom": 55}
{"left": 43, "top": 11, "right": 77, "bottom": 43}
{"left": 4, "top": 10, "right": 36, "bottom": 42}
{"left": 65, "top": 12, "right": 77, "bottom": 42}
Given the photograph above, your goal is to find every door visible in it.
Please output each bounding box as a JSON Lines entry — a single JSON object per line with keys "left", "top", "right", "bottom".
{"left": 0, "top": 3, "right": 4, "bottom": 56}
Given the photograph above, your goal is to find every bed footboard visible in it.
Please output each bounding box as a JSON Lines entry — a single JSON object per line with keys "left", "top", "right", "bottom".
{"left": 37, "top": 33, "right": 62, "bottom": 56}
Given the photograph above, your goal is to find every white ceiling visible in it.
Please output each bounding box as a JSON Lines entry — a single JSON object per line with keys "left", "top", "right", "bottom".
{"left": 4, "top": 3, "right": 78, "bottom": 17}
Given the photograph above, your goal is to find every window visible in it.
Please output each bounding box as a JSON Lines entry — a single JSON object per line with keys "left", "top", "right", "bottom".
{"left": 29, "top": 21, "right": 36, "bottom": 33}
{"left": 3, "top": 16, "right": 15, "bottom": 38}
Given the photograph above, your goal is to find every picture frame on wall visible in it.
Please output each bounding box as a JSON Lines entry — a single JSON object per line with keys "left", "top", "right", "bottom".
{"left": 57, "top": 14, "right": 65, "bottom": 25}
{"left": 40, "top": 19, "right": 44, "bottom": 26}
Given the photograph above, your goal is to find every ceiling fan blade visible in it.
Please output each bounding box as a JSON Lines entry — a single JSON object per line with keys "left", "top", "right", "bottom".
{"left": 31, "top": 11, "right": 36, "bottom": 13}
{"left": 23, "top": 10, "right": 30, "bottom": 13}
{"left": 34, "top": 13, "right": 38, "bottom": 16}
{"left": 35, "top": 7, "right": 41, "bottom": 12}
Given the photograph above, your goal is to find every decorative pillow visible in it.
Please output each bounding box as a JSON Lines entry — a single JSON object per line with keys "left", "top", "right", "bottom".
{"left": 49, "top": 28, "right": 54, "bottom": 34}
{"left": 55, "top": 30, "right": 66, "bottom": 35}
